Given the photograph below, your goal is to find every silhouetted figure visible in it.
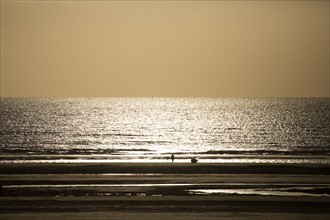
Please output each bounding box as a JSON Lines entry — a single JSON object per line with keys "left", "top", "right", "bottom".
{"left": 171, "top": 154, "right": 175, "bottom": 162}
{"left": 191, "top": 157, "right": 198, "bottom": 163}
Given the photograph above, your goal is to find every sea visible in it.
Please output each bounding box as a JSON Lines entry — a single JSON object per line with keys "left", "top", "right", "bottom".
{"left": 1, "top": 97, "right": 329, "bottom": 164}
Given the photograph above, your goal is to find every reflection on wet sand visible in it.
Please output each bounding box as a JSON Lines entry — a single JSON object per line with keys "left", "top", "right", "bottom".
{"left": 1, "top": 163, "right": 330, "bottom": 219}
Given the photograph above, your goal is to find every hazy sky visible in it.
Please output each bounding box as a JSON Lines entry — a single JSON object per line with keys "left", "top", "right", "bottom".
{"left": 1, "top": 0, "right": 329, "bottom": 97}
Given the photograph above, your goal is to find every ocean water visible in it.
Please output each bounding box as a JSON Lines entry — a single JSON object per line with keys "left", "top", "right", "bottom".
{"left": 0, "top": 97, "right": 329, "bottom": 163}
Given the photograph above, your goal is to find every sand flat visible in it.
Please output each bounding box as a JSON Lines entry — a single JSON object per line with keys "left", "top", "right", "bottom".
{"left": 1, "top": 195, "right": 330, "bottom": 216}
{"left": 2, "top": 212, "right": 330, "bottom": 220}
{"left": 1, "top": 163, "right": 330, "bottom": 219}
{"left": 1, "top": 174, "right": 330, "bottom": 185}
{"left": 1, "top": 163, "right": 330, "bottom": 174}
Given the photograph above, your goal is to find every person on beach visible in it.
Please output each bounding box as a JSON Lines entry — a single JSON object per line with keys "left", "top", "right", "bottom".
{"left": 171, "top": 154, "right": 175, "bottom": 162}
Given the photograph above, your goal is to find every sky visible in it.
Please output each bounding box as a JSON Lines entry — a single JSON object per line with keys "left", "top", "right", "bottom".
{"left": 0, "top": 0, "right": 329, "bottom": 97}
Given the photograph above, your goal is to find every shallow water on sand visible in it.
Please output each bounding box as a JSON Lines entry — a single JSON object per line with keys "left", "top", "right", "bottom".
{"left": 4, "top": 182, "right": 330, "bottom": 198}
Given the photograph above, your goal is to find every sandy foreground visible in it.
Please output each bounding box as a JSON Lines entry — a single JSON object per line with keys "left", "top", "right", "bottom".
{"left": 1, "top": 163, "right": 330, "bottom": 219}
{"left": 2, "top": 212, "right": 330, "bottom": 220}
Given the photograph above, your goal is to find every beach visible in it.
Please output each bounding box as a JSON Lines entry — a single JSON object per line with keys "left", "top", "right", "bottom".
{"left": 1, "top": 0, "right": 330, "bottom": 216}
{"left": 1, "top": 163, "right": 330, "bottom": 219}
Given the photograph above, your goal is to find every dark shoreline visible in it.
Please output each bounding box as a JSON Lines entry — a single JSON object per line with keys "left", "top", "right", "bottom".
{"left": 2, "top": 196, "right": 330, "bottom": 214}
{"left": 1, "top": 163, "right": 330, "bottom": 175}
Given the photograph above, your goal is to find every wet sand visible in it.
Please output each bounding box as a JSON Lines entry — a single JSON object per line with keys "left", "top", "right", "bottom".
{"left": 1, "top": 162, "right": 330, "bottom": 174}
{"left": 2, "top": 212, "right": 330, "bottom": 220}
{"left": 1, "top": 163, "right": 330, "bottom": 219}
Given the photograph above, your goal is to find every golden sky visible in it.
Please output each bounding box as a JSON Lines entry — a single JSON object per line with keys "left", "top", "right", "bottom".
{"left": 1, "top": 0, "right": 329, "bottom": 97}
